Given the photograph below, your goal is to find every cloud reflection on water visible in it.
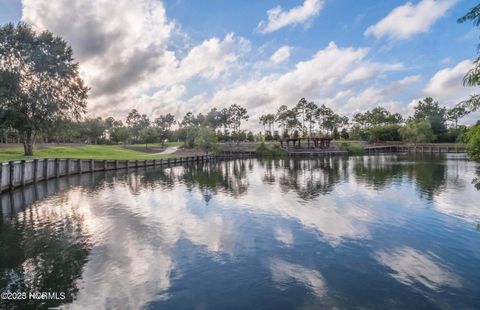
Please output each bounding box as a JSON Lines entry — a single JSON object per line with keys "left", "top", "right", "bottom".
{"left": 1, "top": 155, "right": 479, "bottom": 309}
{"left": 375, "top": 246, "right": 462, "bottom": 290}
{"left": 270, "top": 258, "right": 327, "bottom": 298}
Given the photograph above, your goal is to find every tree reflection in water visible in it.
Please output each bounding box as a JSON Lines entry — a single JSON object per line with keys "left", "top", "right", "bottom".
{"left": 352, "top": 153, "right": 470, "bottom": 200}
{"left": 91, "top": 154, "right": 474, "bottom": 209}
{"left": 129, "top": 154, "right": 473, "bottom": 204}
{"left": 472, "top": 166, "right": 480, "bottom": 191}
{"left": 0, "top": 170, "right": 127, "bottom": 309}
{"left": 0, "top": 191, "right": 92, "bottom": 309}
{"left": 0, "top": 154, "right": 480, "bottom": 308}
{"left": 0, "top": 155, "right": 477, "bottom": 309}
{"left": 259, "top": 157, "right": 349, "bottom": 201}
{"left": 181, "top": 160, "right": 250, "bottom": 200}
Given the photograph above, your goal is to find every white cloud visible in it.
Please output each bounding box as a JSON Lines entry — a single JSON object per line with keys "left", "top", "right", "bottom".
{"left": 257, "top": 0, "right": 324, "bottom": 34}
{"left": 345, "top": 75, "right": 421, "bottom": 114}
{"left": 365, "top": 0, "right": 458, "bottom": 40}
{"left": 178, "top": 33, "right": 250, "bottom": 80}
{"left": 417, "top": 59, "right": 480, "bottom": 123}
{"left": 341, "top": 63, "right": 403, "bottom": 85}
{"left": 21, "top": 0, "right": 249, "bottom": 119}
{"left": 23, "top": 0, "right": 175, "bottom": 98}
{"left": 424, "top": 59, "right": 473, "bottom": 101}
{"left": 20, "top": 0, "right": 443, "bottom": 129}
{"left": 404, "top": 59, "right": 480, "bottom": 123}
{"left": 204, "top": 42, "right": 410, "bottom": 129}
{"left": 270, "top": 46, "right": 291, "bottom": 64}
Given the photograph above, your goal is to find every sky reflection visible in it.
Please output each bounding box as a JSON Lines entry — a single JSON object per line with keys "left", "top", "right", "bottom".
{"left": 1, "top": 155, "right": 479, "bottom": 309}
{"left": 375, "top": 246, "right": 462, "bottom": 290}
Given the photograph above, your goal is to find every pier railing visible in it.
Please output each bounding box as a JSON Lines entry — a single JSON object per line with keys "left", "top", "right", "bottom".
{"left": 218, "top": 142, "right": 257, "bottom": 156}
{"left": 364, "top": 143, "right": 467, "bottom": 154}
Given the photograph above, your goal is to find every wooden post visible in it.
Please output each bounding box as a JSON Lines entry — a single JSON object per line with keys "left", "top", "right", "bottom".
{"left": 9, "top": 161, "right": 14, "bottom": 190}
{"left": 104, "top": 160, "right": 107, "bottom": 171}
{"left": 20, "top": 160, "right": 26, "bottom": 186}
{"left": 67, "top": 159, "right": 71, "bottom": 176}
{"left": 90, "top": 159, "right": 94, "bottom": 172}
{"left": 33, "top": 159, "right": 38, "bottom": 182}
{"left": 115, "top": 160, "right": 118, "bottom": 170}
{"left": 44, "top": 159, "right": 48, "bottom": 180}
{"left": 144, "top": 160, "right": 147, "bottom": 167}
{"left": 55, "top": 158, "right": 59, "bottom": 178}
{"left": 79, "top": 159, "right": 82, "bottom": 174}
{"left": 135, "top": 160, "right": 139, "bottom": 169}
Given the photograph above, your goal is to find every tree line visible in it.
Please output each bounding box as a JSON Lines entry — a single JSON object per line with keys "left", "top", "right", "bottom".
{"left": 0, "top": 104, "right": 254, "bottom": 146}
{"left": 257, "top": 96, "right": 477, "bottom": 145}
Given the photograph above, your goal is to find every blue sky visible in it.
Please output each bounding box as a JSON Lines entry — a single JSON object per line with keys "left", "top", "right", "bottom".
{"left": 1, "top": 0, "right": 479, "bottom": 127}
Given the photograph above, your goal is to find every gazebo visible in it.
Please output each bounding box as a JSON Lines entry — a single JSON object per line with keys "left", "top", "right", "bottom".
{"left": 280, "top": 137, "right": 333, "bottom": 149}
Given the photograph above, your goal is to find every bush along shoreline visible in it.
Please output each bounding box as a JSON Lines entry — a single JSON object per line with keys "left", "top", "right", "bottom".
{"left": 338, "top": 141, "right": 365, "bottom": 156}
{"left": 256, "top": 143, "right": 287, "bottom": 157}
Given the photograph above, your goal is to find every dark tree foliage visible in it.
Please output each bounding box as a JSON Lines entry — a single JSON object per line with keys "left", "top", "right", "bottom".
{"left": 0, "top": 22, "right": 88, "bottom": 155}
{"left": 457, "top": 4, "right": 480, "bottom": 112}
{"left": 411, "top": 97, "right": 447, "bottom": 138}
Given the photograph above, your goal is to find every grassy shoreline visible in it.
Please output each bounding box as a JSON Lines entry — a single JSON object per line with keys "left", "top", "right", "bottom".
{"left": 0, "top": 144, "right": 181, "bottom": 162}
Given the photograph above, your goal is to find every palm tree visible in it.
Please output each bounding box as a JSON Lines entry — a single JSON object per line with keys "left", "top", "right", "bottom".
{"left": 264, "top": 114, "right": 276, "bottom": 133}
{"left": 305, "top": 101, "right": 318, "bottom": 136}
{"left": 295, "top": 98, "right": 308, "bottom": 136}
{"left": 276, "top": 105, "right": 289, "bottom": 134}
{"left": 259, "top": 115, "right": 268, "bottom": 132}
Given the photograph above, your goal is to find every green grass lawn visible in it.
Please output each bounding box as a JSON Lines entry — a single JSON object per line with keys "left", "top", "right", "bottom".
{"left": 0, "top": 144, "right": 179, "bottom": 162}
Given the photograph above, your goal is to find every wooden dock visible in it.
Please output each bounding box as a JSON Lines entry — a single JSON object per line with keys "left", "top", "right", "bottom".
{"left": 218, "top": 142, "right": 257, "bottom": 156}
{"left": 364, "top": 143, "right": 467, "bottom": 154}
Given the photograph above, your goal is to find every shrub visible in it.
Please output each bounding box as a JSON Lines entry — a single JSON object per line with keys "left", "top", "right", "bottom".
{"left": 256, "top": 142, "right": 287, "bottom": 157}
{"left": 339, "top": 141, "right": 364, "bottom": 155}
{"left": 466, "top": 125, "right": 480, "bottom": 161}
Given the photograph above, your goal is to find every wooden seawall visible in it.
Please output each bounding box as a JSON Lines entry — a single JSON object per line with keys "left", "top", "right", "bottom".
{"left": 0, "top": 155, "right": 214, "bottom": 193}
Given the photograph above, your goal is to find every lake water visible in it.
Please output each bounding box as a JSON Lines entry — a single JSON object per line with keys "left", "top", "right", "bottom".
{"left": 1, "top": 154, "right": 480, "bottom": 309}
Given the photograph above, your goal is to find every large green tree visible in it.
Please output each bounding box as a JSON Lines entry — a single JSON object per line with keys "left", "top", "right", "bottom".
{"left": 399, "top": 120, "right": 435, "bottom": 144}
{"left": 194, "top": 126, "right": 218, "bottom": 155}
{"left": 411, "top": 97, "right": 447, "bottom": 138}
{"left": 139, "top": 126, "right": 158, "bottom": 149}
{"left": 154, "top": 113, "right": 176, "bottom": 145}
{"left": 228, "top": 104, "right": 249, "bottom": 134}
{"left": 80, "top": 117, "right": 106, "bottom": 144}
{"left": 0, "top": 22, "right": 88, "bottom": 155}
{"left": 126, "top": 109, "right": 149, "bottom": 143}
{"left": 354, "top": 107, "right": 403, "bottom": 127}
{"left": 447, "top": 105, "right": 469, "bottom": 128}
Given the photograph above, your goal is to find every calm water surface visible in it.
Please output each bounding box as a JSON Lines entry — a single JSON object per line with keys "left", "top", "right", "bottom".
{"left": 1, "top": 154, "right": 480, "bottom": 309}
